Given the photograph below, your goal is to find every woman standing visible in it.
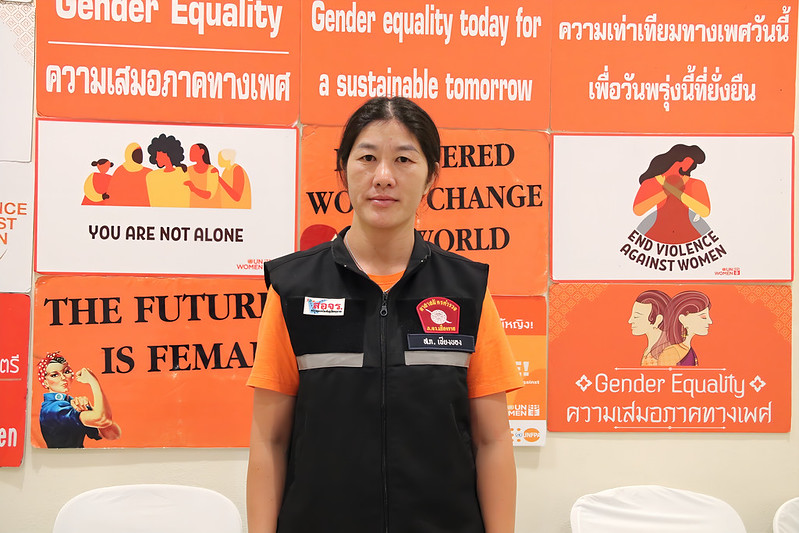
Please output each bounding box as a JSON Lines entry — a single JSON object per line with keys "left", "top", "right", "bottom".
{"left": 247, "top": 97, "right": 522, "bottom": 533}
{"left": 145, "top": 133, "right": 190, "bottom": 208}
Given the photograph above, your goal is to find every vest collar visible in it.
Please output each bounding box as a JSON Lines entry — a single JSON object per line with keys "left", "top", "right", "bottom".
{"left": 332, "top": 226, "right": 431, "bottom": 275}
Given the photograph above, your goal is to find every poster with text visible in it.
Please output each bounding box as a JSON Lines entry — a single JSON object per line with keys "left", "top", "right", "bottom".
{"left": 0, "top": 162, "right": 34, "bottom": 293}
{"left": 551, "top": 0, "right": 798, "bottom": 133}
{"left": 496, "top": 296, "right": 547, "bottom": 446}
{"left": 300, "top": 126, "right": 549, "bottom": 296}
{"left": 36, "top": 0, "right": 299, "bottom": 126}
{"left": 31, "top": 276, "right": 262, "bottom": 448}
{"left": 301, "top": 0, "right": 552, "bottom": 130}
{"left": 0, "top": 293, "right": 29, "bottom": 465}
{"left": 551, "top": 135, "right": 793, "bottom": 282}
{"left": 0, "top": 1, "right": 34, "bottom": 161}
{"left": 548, "top": 283, "right": 791, "bottom": 432}
{"left": 36, "top": 119, "right": 297, "bottom": 276}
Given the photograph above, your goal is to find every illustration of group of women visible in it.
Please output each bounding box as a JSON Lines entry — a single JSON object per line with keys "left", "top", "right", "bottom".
{"left": 633, "top": 144, "right": 711, "bottom": 244}
{"left": 629, "top": 289, "right": 712, "bottom": 367}
{"left": 81, "top": 134, "right": 251, "bottom": 209}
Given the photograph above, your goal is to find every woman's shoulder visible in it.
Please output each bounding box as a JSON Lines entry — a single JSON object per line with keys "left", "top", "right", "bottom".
{"left": 425, "top": 239, "right": 488, "bottom": 271}
{"left": 265, "top": 241, "right": 335, "bottom": 280}
{"left": 658, "top": 344, "right": 688, "bottom": 366}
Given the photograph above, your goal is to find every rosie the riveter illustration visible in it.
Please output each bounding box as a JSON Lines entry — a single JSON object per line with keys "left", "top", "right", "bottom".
{"left": 633, "top": 144, "right": 711, "bottom": 244}
{"left": 37, "top": 351, "right": 121, "bottom": 448}
{"left": 630, "top": 290, "right": 712, "bottom": 367}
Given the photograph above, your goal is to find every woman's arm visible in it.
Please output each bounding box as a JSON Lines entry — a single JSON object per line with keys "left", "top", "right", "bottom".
{"left": 75, "top": 368, "right": 121, "bottom": 439}
{"left": 632, "top": 177, "right": 667, "bottom": 216}
{"left": 681, "top": 179, "right": 711, "bottom": 217}
{"left": 471, "top": 391, "right": 516, "bottom": 533}
{"left": 185, "top": 180, "right": 212, "bottom": 199}
{"left": 218, "top": 166, "right": 245, "bottom": 201}
{"left": 661, "top": 178, "right": 710, "bottom": 217}
{"left": 83, "top": 174, "right": 105, "bottom": 202}
{"left": 247, "top": 388, "right": 295, "bottom": 533}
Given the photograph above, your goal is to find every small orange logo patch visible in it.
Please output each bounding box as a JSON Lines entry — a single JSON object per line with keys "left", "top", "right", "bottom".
{"left": 416, "top": 297, "right": 460, "bottom": 334}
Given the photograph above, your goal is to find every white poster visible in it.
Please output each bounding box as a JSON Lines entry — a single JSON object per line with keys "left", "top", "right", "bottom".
{"left": 36, "top": 119, "right": 297, "bottom": 276}
{"left": 552, "top": 135, "right": 793, "bottom": 282}
{"left": 0, "top": 162, "right": 34, "bottom": 292}
{"left": 0, "top": 1, "right": 34, "bottom": 161}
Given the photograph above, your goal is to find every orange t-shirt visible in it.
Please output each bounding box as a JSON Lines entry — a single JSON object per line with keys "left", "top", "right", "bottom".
{"left": 247, "top": 273, "right": 522, "bottom": 398}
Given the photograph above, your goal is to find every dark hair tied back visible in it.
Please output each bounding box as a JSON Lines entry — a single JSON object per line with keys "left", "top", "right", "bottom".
{"left": 336, "top": 97, "right": 440, "bottom": 185}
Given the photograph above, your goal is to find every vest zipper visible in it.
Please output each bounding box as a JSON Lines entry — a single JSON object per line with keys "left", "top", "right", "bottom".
{"left": 380, "top": 289, "right": 389, "bottom": 532}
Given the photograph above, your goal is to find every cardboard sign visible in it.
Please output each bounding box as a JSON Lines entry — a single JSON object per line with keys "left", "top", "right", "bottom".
{"left": 300, "top": 0, "right": 552, "bottom": 130}
{"left": 299, "top": 126, "right": 549, "bottom": 295}
{"left": 36, "top": 0, "right": 300, "bottom": 125}
{"left": 0, "top": 293, "right": 29, "bottom": 465}
{"left": 552, "top": 135, "right": 793, "bottom": 282}
{"left": 32, "top": 276, "right": 263, "bottom": 448}
{"left": 36, "top": 119, "right": 297, "bottom": 276}
{"left": 496, "top": 296, "right": 547, "bottom": 446}
{"left": 551, "top": 0, "right": 798, "bottom": 133}
{"left": 548, "top": 283, "right": 791, "bottom": 432}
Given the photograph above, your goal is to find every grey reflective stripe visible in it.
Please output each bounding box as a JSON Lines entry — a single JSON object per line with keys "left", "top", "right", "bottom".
{"left": 296, "top": 353, "right": 364, "bottom": 370}
{"left": 404, "top": 351, "right": 472, "bottom": 367}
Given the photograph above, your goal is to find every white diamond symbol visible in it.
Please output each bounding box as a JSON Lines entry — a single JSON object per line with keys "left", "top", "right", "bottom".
{"left": 749, "top": 375, "right": 766, "bottom": 392}
{"left": 576, "top": 374, "right": 592, "bottom": 392}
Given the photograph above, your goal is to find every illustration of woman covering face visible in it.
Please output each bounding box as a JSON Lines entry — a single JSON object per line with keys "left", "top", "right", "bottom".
{"left": 654, "top": 291, "right": 712, "bottom": 366}
{"left": 633, "top": 144, "right": 711, "bottom": 244}
{"left": 630, "top": 290, "right": 670, "bottom": 366}
{"left": 38, "top": 352, "right": 121, "bottom": 448}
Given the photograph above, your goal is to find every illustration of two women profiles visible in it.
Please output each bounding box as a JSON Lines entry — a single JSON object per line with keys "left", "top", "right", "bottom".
{"left": 629, "top": 290, "right": 712, "bottom": 367}
{"left": 38, "top": 352, "right": 120, "bottom": 448}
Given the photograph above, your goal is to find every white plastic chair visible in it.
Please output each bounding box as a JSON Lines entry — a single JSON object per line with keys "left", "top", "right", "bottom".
{"left": 570, "top": 485, "right": 745, "bottom": 532}
{"left": 52, "top": 484, "right": 242, "bottom": 533}
{"left": 774, "top": 497, "right": 799, "bottom": 533}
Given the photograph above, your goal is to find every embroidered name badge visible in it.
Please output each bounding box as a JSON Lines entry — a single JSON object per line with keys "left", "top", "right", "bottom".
{"left": 303, "top": 297, "right": 345, "bottom": 316}
{"left": 416, "top": 297, "right": 460, "bottom": 333}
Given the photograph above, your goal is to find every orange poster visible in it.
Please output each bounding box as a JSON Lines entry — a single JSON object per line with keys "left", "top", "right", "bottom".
{"left": 496, "top": 296, "right": 547, "bottom": 446}
{"left": 548, "top": 283, "right": 791, "bottom": 432}
{"left": 37, "top": 1, "right": 299, "bottom": 125}
{"left": 0, "top": 293, "right": 29, "bottom": 466}
{"left": 32, "top": 276, "right": 263, "bottom": 448}
{"left": 300, "top": 0, "right": 552, "bottom": 130}
{"left": 299, "top": 126, "right": 549, "bottom": 295}
{"left": 551, "top": 0, "right": 798, "bottom": 133}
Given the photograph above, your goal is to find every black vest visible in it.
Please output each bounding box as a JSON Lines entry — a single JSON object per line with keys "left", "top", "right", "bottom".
{"left": 266, "top": 229, "right": 489, "bottom": 533}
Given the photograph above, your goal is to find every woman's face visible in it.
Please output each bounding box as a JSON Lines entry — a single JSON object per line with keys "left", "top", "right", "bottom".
{"left": 190, "top": 144, "right": 203, "bottom": 163}
{"left": 628, "top": 302, "right": 660, "bottom": 335}
{"left": 44, "top": 362, "right": 73, "bottom": 393}
{"left": 680, "top": 306, "right": 712, "bottom": 336}
{"left": 678, "top": 157, "right": 695, "bottom": 174}
{"left": 155, "top": 151, "right": 171, "bottom": 168}
{"left": 98, "top": 161, "right": 112, "bottom": 174}
{"left": 344, "top": 119, "right": 434, "bottom": 233}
